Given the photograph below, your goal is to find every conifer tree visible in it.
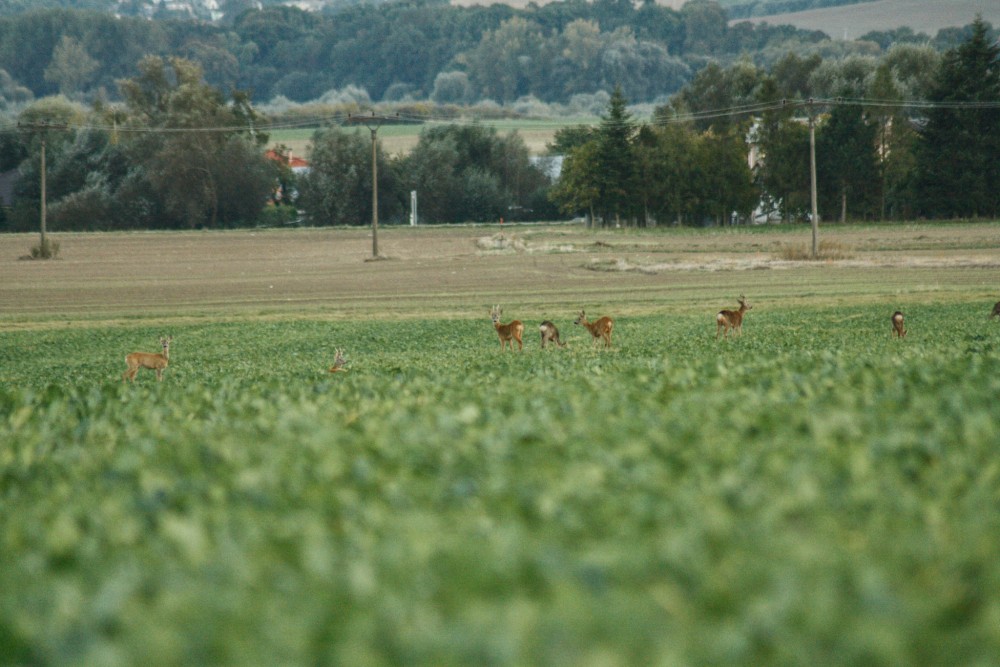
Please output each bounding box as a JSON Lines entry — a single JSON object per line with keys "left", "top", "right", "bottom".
{"left": 914, "top": 17, "right": 1000, "bottom": 218}
{"left": 594, "top": 86, "right": 637, "bottom": 226}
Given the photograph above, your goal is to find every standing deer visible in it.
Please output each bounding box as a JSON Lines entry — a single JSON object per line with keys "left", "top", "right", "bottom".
{"left": 716, "top": 295, "right": 752, "bottom": 339}
{"left": 574, "top": 310, "right": 613, "bottom": 348}
{"left": 891, "top": 311, "right": 906, "bottom": 338}
{"left": 990, "top": 301, "right": 1000, "bottom": 319}
{"left": 539, "top": 321, "right": 566, "bottom": 348}
{"left": 490, "top": 305, "right": 524, "bottom": 351}
{"left": 123, "top": 336, "right": 172, "bottom": 383}
{"left": 328, "top": 349, "right": 348, "bottom": 373}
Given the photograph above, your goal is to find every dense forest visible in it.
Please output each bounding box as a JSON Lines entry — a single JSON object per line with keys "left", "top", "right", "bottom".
{"left": 0, "top": 0, "right": 892, "bottom": 22}
{"left": 0, "top": 0, "right": 977, "bottom": 109}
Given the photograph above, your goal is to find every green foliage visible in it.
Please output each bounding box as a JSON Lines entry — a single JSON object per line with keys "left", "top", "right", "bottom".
{"left": 42, "top": 35, "right": 98, "bottom": 96}
{"left": 255, "top": 202, "right": 298, "bottom": 227}
{"left": 298, "top": 128, "right": 376, "bottom": 226}
{"left": 3, "top": 304, "right": 1000, "bottom": 663}
{"left": 816, "top": 102, "right": 880, "bottom": 221}
{"left": 27, "top": 236, "right": 58, "bottom": 258}
{"left": 549, "top": 138, "right": 600, "bottom": 220}
{"left": 593, "top": 86, "right": 637, "bottom": 225}
{"left": 914, "top": 17, "right": 1000, "bottom": 219}
{"left": 400, "top": 123, "right": 547, "bottom": 224}
{"left": 1, "top": 7, "right": 997, "bottom": 231}
{"left": 558, "top": 91, "right": 755, "bottom": 226}
{"left": 0, "top": 1, "right": 919, "bottom": 107}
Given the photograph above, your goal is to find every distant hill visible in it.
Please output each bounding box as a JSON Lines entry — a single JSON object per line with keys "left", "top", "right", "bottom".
{"left": 730, "top": 0, "right": 1000, "bottom": 40}
{"left": 450, "top": 0, "right": 689, "bottom": 8}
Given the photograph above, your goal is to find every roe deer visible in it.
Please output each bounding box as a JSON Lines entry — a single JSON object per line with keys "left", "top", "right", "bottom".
{"left": 991, "top": 301, "right": 1000, "bottom": 319}
{"left": 716, "top": 295, "right": 751, "bottom": 339}
{"left": 574, "top": 310, "right": 613, "bottom": 348}
{"left": 539, "top": 320, "right": 566, "bottom": 348}
{"left": 123, "top": 336, "right": 172, "bottom": 382}
{"left": 328, "top": 349, "right": 348, "bottom": 373}
{"left": 891, "top": 311, "right": 906, "bottom": 338}
{"left": 490, "top": 305, "right": 524, "bottom": 351}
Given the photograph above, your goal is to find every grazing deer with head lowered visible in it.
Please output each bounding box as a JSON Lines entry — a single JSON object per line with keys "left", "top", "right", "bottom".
{"left": 123, "top": 336, "right": 172, "bottom": 383}
{"left": 574, "top": 310, "right": 613, "bottom": 348}
{"left": 490, "top": 305, "right": 524, "bottom": 351}
{"left": 716, "top": 295, "right": 751, "bottom": 339}
{"left": 990, "top": 301, "right": 1000, "bottom": 319}
{"left": 891, "top": 311, "right": 906, "bottom": 338}
{"left": 328, "top": 349, "right": 348, "bottom": 373}
{"left": 539, "top": 321, "right": 565, "bottom": 348}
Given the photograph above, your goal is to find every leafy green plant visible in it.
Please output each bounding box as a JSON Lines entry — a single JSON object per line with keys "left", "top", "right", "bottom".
{"left": 2, "top": 304, "right": 999, "bottom": 665}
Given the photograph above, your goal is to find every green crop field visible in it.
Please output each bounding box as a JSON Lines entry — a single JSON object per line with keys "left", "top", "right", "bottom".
{"left": 267, "top": 117, "right": 595, "bottom": 158}
{"left": 2, "top": 223, "right": 1000, "bottom": 664}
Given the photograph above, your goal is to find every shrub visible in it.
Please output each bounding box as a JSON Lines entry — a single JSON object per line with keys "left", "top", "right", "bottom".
{"left": 27, "top": 237, "right": 59, "bottom": 259}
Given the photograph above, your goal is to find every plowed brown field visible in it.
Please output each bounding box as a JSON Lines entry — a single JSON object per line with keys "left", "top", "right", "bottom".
{"left": 2, "top": 223, "right": 998, "bottom": 328}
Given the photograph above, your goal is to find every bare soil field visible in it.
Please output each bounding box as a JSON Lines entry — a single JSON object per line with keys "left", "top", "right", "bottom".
{"left": 734, "top": 0, "right": 1000, "bottom": 40}
{"left": 1, "top": 223, "right": 998, "bottom": 329}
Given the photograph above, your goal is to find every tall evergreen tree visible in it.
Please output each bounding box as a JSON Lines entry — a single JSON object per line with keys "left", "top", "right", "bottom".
{"left": 594, "top": 86, "right": 637, "bottom": 226}
{"left": 914, "top": 17, "right": 1000, "bottom": 218}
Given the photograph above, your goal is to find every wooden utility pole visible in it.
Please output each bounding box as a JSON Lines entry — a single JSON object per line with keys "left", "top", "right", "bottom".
{"left": 19, "top": 121, "right": 65, "bottom": 258}
{"left": 347, "top": 112, "right": 396, "bottom": 259}
{"left": 807, "top": 99, "right": 819, "bottom": 259}
{"left": 40, "top": 133, "right": 47, "bottom": 252}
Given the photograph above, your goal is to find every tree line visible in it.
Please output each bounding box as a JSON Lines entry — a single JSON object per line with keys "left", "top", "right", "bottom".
{"left": 1, "top": 17, "right": 998, "bottom": 234}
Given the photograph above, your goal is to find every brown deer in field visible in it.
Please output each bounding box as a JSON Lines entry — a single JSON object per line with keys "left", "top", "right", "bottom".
{"left": 990, "top": 301, "right": 1000, "bottom": 319}
{"left": 716, "top": 295, "right": 751, "bottom": 339}
{"left": 490, "top": 305, "right": 524, "bottom": 351}
{"left": 891, "top": 311, "right": 906, "bottom": 338}
{"left": 123, "top": 336, "right": 172, "bottom": 382}
{"left": 328, "top": 349, "right": 348, "bottom": 373}
{"left": 574, "top": 310, "right": 613, "bottom": 348}
{"left": 539, "top": 320, "right": 566, "bottom": 348}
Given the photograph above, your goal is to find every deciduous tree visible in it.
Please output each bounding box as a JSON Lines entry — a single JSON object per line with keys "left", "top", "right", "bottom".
{"left": 43, "top": 36, "right": 98, "bottom": 97}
